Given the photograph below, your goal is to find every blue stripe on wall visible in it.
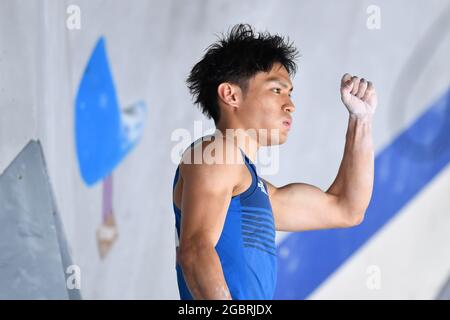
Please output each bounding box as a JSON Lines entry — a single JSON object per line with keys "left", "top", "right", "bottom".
{"left": 275, "top": 86, "right": 450, "bottom": 299}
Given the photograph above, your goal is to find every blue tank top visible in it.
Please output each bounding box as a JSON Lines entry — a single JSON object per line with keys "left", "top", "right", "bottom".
{"left": 172, "top": 140, "right": 277, "bottom": 300}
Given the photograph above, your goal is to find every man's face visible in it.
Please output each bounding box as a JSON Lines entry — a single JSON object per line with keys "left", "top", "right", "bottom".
{"left": 238, "top": 62, "right": 295, "bottom": 146}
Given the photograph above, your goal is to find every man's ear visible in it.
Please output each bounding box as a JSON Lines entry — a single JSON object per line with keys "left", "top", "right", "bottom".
{"left": 217, "top": 82, "right": 242, "bottom": 109}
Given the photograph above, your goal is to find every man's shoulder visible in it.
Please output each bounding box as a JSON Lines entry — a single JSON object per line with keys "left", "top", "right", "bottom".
{"left": 179, "top": 135, "right": 246, "bottom": 184}
{"left": 180, "top": 135, "right": 244, "bottom": 166}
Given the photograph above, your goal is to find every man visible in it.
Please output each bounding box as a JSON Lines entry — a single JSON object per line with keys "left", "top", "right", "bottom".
{"left": 172, "top": 24, "right": 377, "bottom": 300}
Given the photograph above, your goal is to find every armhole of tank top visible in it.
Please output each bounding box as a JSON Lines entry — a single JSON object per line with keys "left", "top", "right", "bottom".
{"left": 231, "top": 149, "right": 258, "bottom": 200}
{"left": 172, "top": 136, "right": 213, "bottom": 211}
{"left": 172, "top": 137, "right": 201, "bottom": 211}
{"left": 172, "top": 165, "right": 181, "bottom": 212}
{"left": 173, "top": 166, "right": 180, "bottom": 190}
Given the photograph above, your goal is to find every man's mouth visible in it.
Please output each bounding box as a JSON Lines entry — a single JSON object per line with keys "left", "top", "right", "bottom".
{"left": 282, "top": 119, "right": 292, "bottom": 129}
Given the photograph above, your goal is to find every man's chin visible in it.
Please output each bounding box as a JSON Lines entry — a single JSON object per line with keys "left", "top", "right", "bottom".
{"left": 260, "top": 134, "right": 288, "bottom": 146}
{"left": 274, "top": 137, "right": 288, "bottom": 146}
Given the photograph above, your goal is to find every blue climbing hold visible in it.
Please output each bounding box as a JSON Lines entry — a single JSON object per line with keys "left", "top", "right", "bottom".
{"left": 75, "top": 37, "right": 146, "bottom": 186}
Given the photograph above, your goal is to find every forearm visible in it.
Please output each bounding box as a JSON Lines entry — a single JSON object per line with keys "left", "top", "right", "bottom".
{"left": 327, "top": 114, "right": 375, "bottom": 217}
{"left": 179, "top": 246, "right": 232, "bottom": 300}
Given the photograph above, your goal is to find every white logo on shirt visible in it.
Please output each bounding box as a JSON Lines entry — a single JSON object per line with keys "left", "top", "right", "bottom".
{"left": 258, "top": 180, "right": 268, "bottom": 196}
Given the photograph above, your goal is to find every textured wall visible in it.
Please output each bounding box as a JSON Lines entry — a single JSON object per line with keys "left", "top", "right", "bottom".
{"left": 0, "top": 0, "right": 449, "bottom": 299}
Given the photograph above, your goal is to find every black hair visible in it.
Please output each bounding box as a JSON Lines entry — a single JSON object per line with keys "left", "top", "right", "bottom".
{"left": 186, "top": 23, "right": 299, "bottom": 124}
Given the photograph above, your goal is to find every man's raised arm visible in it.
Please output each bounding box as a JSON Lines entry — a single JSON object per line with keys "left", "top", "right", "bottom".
{"left": 266, "top": 73, "right": 378, "bottom": 232}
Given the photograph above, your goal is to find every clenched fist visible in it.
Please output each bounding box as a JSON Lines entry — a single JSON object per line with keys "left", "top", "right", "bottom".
{"left": 340, "top": 73, "right": 378, "bottom": 119}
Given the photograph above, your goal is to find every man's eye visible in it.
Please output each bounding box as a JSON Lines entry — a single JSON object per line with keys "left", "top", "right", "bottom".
{"left": 272, "top": 88, "right": 281, "bottom": 94}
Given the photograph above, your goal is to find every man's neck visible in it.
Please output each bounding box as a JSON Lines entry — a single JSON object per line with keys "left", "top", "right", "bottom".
{"left": 214, "top": 125, "right": 259, "bottom": 163}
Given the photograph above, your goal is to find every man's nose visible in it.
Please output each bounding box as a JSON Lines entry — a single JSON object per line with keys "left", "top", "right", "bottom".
{"left": 283, "top": 103, "right": 295, "bottom": 114}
